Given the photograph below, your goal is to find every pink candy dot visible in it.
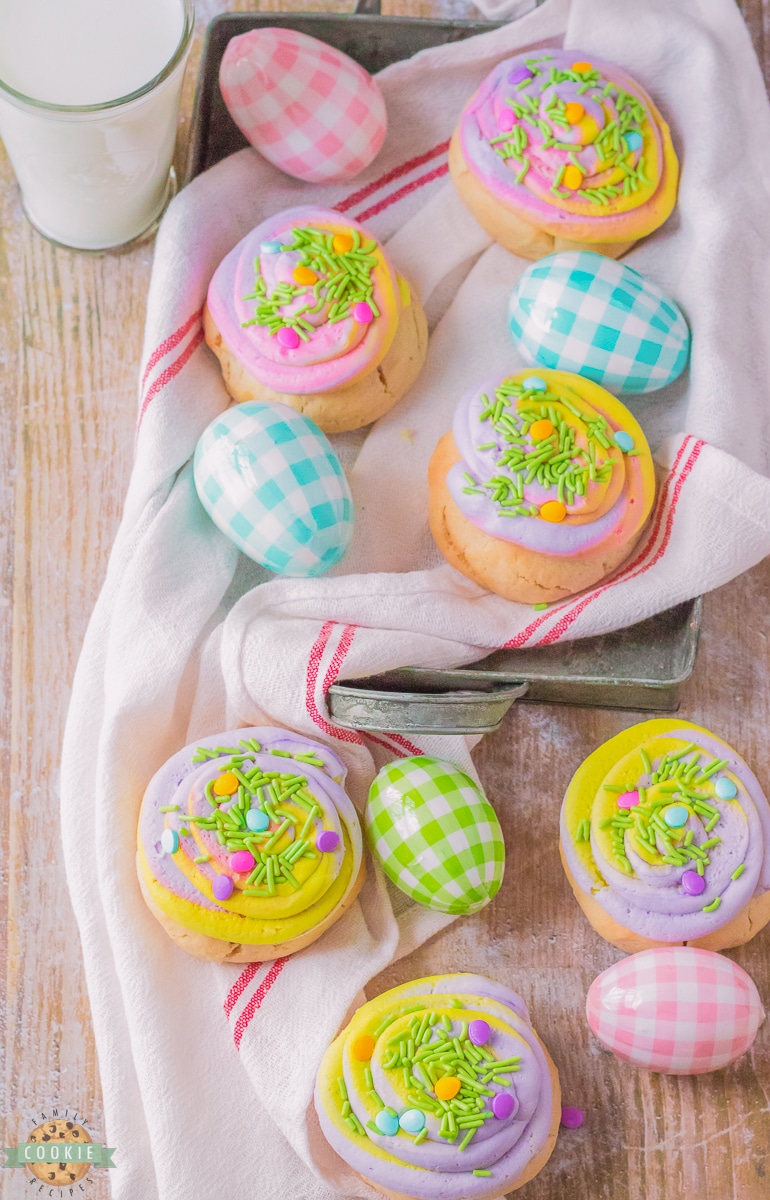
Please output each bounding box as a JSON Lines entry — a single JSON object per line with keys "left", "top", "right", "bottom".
{"left": 617, "top": 791, "right": 640, "bottom": 809}
{"left": 352, "top": 301, "right": 373, "bottom": 324}
{"left": 230, "top": 850, "right": 255, "bottom": 873}
{"left": 561, "top": 1106, "right": 585, "bottom": 1129}
{"left": 212, "top": 875, "right": 234, "bottom": 902}
{"left": 277, "top": 326, "right": 300, "bottom": 349}
{"left": 498, "top": 108, "right": 516, "bottom": 132}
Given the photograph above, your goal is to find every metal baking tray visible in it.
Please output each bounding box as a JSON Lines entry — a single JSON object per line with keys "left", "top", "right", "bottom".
{"left": 187, "top": 4, "right": 702, "bottom": 731}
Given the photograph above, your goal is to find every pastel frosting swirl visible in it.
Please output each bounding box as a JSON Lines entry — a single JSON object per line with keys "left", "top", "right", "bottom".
{"left": 448, "top": 369, "right": 655, "bottom": 556}
{"left": 206, "top": 205, "right": 409, "bottom": 394}
{"left": 137, "top": 727, "right": 362, "bottom": 945}
{"left": 457, "top": 49, "right": 678, "bottom": 241}
{"left": 561, "top": 720, "right": 770, "bottom": 943}
{"left": 315, "top": 973, "right": 559, "bottom": 1200}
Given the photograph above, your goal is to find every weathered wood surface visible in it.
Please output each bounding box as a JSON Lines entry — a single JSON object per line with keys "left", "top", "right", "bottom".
{"left": 0, "top": 3, "right": 768, "bottom": 1199}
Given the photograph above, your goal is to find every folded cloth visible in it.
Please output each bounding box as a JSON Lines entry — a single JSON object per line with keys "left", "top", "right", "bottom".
{"left": 61, "top": 1, "right": 770, "bottom": 1197}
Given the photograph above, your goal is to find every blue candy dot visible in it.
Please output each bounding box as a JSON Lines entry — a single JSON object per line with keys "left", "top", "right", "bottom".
{"left": 715, "top": 777, "right": 737, "bottom": 800}
{"left": 246, "top": 808, "right": 270, "bottom": 832}
{"left": 260, "top": 239, "right": 283, "bottom": 254}
{"left": 624, "top": 131, "right": 643, "bottom": 151}
{"left": 663, "top": 805, "right": 689, "bottom": 829}
{"left": 614, "top": 431, "right": 635, "bottom": 452}
{"left": 522, "top": 375, "right": 547, "bottom": 392}
{"left": 399, "top": 1109, "right": 426, "bottom": 1134}
{"left": 161, "top": 828, "right": 179, "bottom": 854}
{"left": 375, "top": 1111, "right": 400, "bottom": 1136}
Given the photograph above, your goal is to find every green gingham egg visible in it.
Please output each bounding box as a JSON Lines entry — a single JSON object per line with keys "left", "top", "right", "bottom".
{"left": 509, "top": 251, "right": 690, "bottom": 395}
{"left": 365, "top": 756, "right": 505, "bottom": 914}
{"left": 194, "top": 401, "right": 354, "bottom": 576}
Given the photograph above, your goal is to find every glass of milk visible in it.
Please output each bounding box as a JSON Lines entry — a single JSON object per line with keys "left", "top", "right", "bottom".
{"left": 0, "top": 0, "right": 195, "bottom": 250}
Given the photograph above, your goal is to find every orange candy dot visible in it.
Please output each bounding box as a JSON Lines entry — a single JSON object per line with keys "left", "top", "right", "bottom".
{"left": 562, "top": 164, "right": 583, "bottom": 191}
{"left": 435, "top": 1076, "right": 461, "bottom": 1101}
{"left": 293, "top": 265, "right": 318, "bottom": 286}
{"left": 571, "top": 61, "right": 593, "bottom": 73}
{"left": 352, "top": 1034, "right": 376, "bottom": 1061}
{"left": 213, "top": 772, "right": 239, "bottom": 796}
{"left": 332, "top": 233, "right": 355, "bottom": 254}
{"left": 530, "top": 419, "right": 555, "bottom": 442}
{"left": 540, "top": 500, "right": 567, "bottom": 524}
{"left": 564, "top": 101, "right": 585, "bottom": 124}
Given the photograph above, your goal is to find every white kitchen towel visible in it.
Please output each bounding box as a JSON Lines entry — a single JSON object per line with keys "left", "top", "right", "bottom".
{"left": 61, "top": 1, "right": 770, "bottom": 1198}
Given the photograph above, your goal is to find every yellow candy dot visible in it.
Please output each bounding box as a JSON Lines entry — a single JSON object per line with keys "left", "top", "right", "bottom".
{"left": 530, "top": 419, "right": 555, "bottom": 442}
{"left": 540, "top": 500, "right": 567, "bottom": 523}
{"left": 571, "top": 60, "right": 593, "bottom": 73}
{"left": 213, "top": 771, "right": 239, "bottom": 797}
{"left": 293, "top": 265, "right": 318, "bottom": 286}
{"left": 435, "top": 1076, "right": 461, "bottom": 1101}
{"left": 562, "top": 164, "right": 583, "bottom": 191}
{"left": 352, "top": 1034, "right": 375, "bottom": 1061}
{"left": 332, "top": 233, "right": 354, "bottom": 254}
{"left": 564, "top": 101, "right": 585, "bottom": 124}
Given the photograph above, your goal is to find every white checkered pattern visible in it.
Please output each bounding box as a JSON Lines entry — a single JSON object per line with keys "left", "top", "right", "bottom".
{"left": 586, "top": 947, "right": 765, "bottom": 1075}
{"left": 219, "top": 28, "right": 387, "bottom": 184}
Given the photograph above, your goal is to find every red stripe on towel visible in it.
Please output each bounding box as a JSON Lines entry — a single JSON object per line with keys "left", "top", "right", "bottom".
{"left": 337, "top": 141, "right": 450, "bottom": 213}
{"left": 140, "top": 307, "right": 203, "bottom": 390}
{"left": 137, "top": 326, "right": 205, "bottom": 429}
{"left": 233, "top": 957, "right": 289, "bottom": 1049}
{"left": 355, "top": 163, "right": 450, "bottom": 224}
{"left": 224, "top": 961, "right": 261, "bottom": 1018}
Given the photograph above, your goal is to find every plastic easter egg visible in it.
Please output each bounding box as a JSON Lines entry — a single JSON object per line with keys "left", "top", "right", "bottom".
{"left": 509, "top": 251, "right": 690, "bottom": 394}
{"left": 193, "top": 401, "right": 353, "bottom": 576}
{"left": 586, "top": 947, "right": 765, "bottom": 1075}
{"left": 365, "top": 756, "right": 505, "bottom": 914}
{"left": 219, "top": 28, "right": 387, "bottom": 184}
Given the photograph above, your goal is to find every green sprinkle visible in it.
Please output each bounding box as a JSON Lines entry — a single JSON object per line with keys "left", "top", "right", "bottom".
{"left": 473, "top": 1170, "right": 492, "bottom": 1177}
{"left": 533, "top": 602, "right": 548, "bottom": 611}
{"left": 373, "top": 1014, "right": 398, "bottom": 1037}
{"left": 193, "top": 855, "right": 210, "bottom": 864}
{"left": 731, "top": 864, "right": 746, "bottom": 880}
{"left": 702, "top": 896, "right": 722, "bottom": 913}
{"left": 414, "top": 1127, "right": 428, "bottom": 1145}
{"left": 159, "top": 805, "right": 179, "bottom": 813}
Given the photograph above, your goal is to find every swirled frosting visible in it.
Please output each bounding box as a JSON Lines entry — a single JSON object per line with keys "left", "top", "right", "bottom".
{"left": 456, "top": 49, "right": 678, "bottom": 242}
{"left": 315, "top": 973, "right": 559, "bottom": 1200}
{"left": 137, "top": 727, "right": 362, "bottom": 946}
{"left": 206, "top": 205, "right": 410, "bottom": 394}
{"left": 447, "top": 368, "right": 655, "bottom": 556}
{"left": 561, "top": 720, "right": 770, "bottom": 943}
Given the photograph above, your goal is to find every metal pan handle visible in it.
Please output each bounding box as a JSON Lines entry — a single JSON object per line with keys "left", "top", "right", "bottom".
{"left": 354, "top": 0, "right": 383, "bottom": 13}
{"left": 327, "top": 681, "right": 528, "bottom": 735}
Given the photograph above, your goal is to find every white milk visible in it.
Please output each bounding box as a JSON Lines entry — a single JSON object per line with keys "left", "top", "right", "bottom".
{"left": 0, "top": 0, "right": 192, "bottom": 249}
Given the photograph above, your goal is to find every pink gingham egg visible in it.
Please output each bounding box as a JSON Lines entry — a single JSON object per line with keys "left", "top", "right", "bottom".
{"left": 219, "top": 28, "right": 387, "bottom": 184}
{"left": 586, "top": 947, "right": 765, "bottom": 1075}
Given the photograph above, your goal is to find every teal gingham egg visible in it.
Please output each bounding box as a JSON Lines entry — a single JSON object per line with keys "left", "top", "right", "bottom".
{"left": 365, "top": 756, "right": 505, "bottom": 915}
{"left": 509, "top": 251, "right": 690, "bottom": 395}
{"left": 193, "top": 401, "right": 354, "bottom": 576}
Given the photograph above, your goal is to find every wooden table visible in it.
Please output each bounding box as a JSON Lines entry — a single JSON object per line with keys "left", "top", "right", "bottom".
{"left": 1, "top": 3, "right": 768, "bottom": 1198}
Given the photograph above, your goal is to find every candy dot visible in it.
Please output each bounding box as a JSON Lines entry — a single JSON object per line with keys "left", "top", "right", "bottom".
{"left": 539, "top": 500, "right": 567, "bottom": 523}
{"left": 317, "top": 830, "right": 340, "bottom": 853}
{"left": 213, "top": 771, "right": 239, "bottom": 797}
{"left": 561, "top": 1106, "right": 585, "bottom": 1129}
{"left": 663, "top": 805, "right": 689, "bottom": 829}
{"left": 352, "top": 301, "right": 374, "bottom": 324}
{"left": 293, "top": 265, "right": 318, "bottom": 287}
{"left": 468, "top": 1019, "right": 491, "bottom": 1046}
{"left": 277, "top": 327, "right": 300, "bottom": 349}
{"left": 681, "top": 869, "right": 706, "bottom": 896}
{"left": 230, "top": 850, "right": 255, "bottom": 873}
{"left": 564, "top": 101, "right": 585, "bottom": 124}
{"left": 617, "top": 791, "right": 640, "bottom": 809}
{"left": 161, "top": 828, "right": 179, "bottom": 854}
{"left": 508, "top": 65, "right": 532, "bottom": 86}
{"left": 352, "top": 1034, "right": 375, "bottom": 1061}
{"left": 212, "top": 875, "right": 234, "bottom": 902}
{"left": 624, "top": 131, "right": 643, "bottom": 152}
{"left": 260, "top": 239, "right": 283, "bottom": 254}
{"left": 332, "top": 233, "right": 354, "bottom": 254}
{"left": 529, "top": 419, "right": 555, "bottom": 443}
{"left": 562, "top": 164, "right": 583, "bottom": 191}
{"left": 498, "top": 108, "right": 516, "bottom": 132}
{"left": 399, "top": 1109, "right": 426, "bottom": 1134}
{"left": 571, "top": 61, "right": 593, "bottom": 73}
{"left": 614, "top": 431, "right": 635, "bottom": 452}
{"left": 246, "top": 808, "right": 270, "bottom": 832}
{"left": 375, "top": 1111, "right": 399, "bottom": 1136}
{"left": 715, "top": 777, "right": 737, "bottom": 800}
{"left": 522, "top": 375, "right": 547, "bottom": 391}
{"left": 492, "top": 1093, "right": 517, "bottom": 1120}
{"left": 435, "top": 1076, "right": 461, "bottom": 1101}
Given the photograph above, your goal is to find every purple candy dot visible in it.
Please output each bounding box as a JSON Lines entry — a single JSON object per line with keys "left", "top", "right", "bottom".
{"left": 213, "top": 875, "right": 234, "bottom": 902}
{"left": 508, "top": 65, "right": 532, "bottom": 86}
{"left": 492, "top": 1093, "right": 517, "bottom": 1120}
{"left": 497, "top": 108, "right": 516, "bottom": 132}
{"left": 277, "top": 326, "right": 300, "bottom": 349}
{"left": 352, "top": 301, "right": 373, "bottom": 324}
{"left": 316, "top": 831, "right": 340, "bottom": 853}
{"left": 681, "top": 869, "right": 706, "bottom": 896}
{"left": 468, "top": 1019, "right": 491, "bottom": 1046}
{"left": 561, "top": 1106, "right": 585, "bottom": 1129}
